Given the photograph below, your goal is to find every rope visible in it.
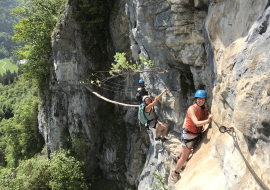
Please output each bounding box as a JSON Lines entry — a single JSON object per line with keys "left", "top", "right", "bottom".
{"left": 57, "top": 62, "right": 140, "bottom": 106}
{"left": 84, "top": 86, "right": 139, "bottom": 107}
{"left": 212, "top": 119, "right": 270, "bottom": 190}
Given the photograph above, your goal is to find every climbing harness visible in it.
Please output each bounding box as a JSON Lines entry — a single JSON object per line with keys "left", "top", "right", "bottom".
{"left": 142, "top": 105, "right": 158, "bottom": 130}
{"left": 213, "top": 119, "right": 270, "bottom": 190}
{"left": 179, "top": 128, "right": 202, "bottom": 150}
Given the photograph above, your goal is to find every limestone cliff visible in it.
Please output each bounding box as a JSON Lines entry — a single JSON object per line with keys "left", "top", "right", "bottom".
{"left": 38, "top": 0, "right": 270, "bottom": 189}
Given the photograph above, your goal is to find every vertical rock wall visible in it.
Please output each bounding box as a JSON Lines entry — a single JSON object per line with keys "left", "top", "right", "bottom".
{"left": 198, "top": 0, "right": 270, "bottom": 189}
{"left": 38, "top": 0, "right": 270, "bottom": 189}
{"left": 122, "top": 0, "right": 214, "bottom": 189}
{"left": 122, "top": 0, "right": 270, "bottom": 189}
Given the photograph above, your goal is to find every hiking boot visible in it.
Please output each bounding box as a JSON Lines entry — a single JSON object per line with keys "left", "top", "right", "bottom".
{"left": 155, "top": 137, "right": 161, "bottom": 141}
{"left": 173, "top": 155, "right": 180, "bottom": 163}
{"left": 161, "top": 137, "right": 168, "bottom": 142}
{"left": 171, "top": 170, "right": 180, "bottom": 183}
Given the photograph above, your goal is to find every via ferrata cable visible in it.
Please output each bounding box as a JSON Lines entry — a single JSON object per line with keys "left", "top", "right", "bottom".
{"left": 212, "top": 119, "right": 270, "bottom": 190}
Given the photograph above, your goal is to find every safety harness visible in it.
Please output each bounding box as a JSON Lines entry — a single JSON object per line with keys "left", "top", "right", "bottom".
{"left": 180, "top": 105, "right": 210, "bottom": 149}
{"left": 143, "top": 106, "right": 158, "bottom": 130}
{"left": 180, "top": 128, "right": 202, "bottom": 150}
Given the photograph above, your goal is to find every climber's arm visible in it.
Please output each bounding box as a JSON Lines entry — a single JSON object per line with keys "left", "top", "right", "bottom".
{"left": 188, "top": 107, "right": 213, "bottom": 127}
{"left": 145, "top": 89, "right": 167, "bottom": 112}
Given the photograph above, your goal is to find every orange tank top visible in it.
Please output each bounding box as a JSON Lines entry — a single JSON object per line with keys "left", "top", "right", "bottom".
{"left": 185, "top": 105, "right": 206, "bottom": 136}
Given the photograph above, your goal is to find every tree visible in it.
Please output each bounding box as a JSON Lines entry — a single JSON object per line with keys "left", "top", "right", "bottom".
{"left": 0, "top": 77, "right": 44, "bottom": 167}
{"left": 12, "top": 0, "right": 66, "bottom": 89}
{"left": 49, "top": 149, "right": 88, "bottom": 190}
{"left": 0, "top": 0, "right": 18, "bottom": 59}
{"left": 90, "top": 52, "right": 174, "bottom": 87}
{"left": 0, "top": 150, "right": 88, "bottom": 190}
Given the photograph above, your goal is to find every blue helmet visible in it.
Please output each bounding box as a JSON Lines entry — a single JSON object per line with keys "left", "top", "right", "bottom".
{"left": 139, "top": 79, "right": 144, "bottom": 84}
{"left": 194, "top": 90, "right": 207, "bottom": 98}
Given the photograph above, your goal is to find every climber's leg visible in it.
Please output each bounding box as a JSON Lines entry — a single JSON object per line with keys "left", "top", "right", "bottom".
{"left": 177, "top": 148, "right": 182, "bottom": 158}
{"left": 155, "top": 123, "right": 168, "bottom": 140}
{"left": 175, "top": 145, "right": 191, "bottom": 173}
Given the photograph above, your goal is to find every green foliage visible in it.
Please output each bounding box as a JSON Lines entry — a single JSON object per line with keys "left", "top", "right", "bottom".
{"left": 0, "top": 149, "right": 88, "bottom": 190}
{"left": 10, "top": 54, "right": 19, "bottom": 65}
{"left": 11, "top": 0, "right": 66, "bottom": 89}
{"left": 0, "top": 76, "right": 44, "bottom": 167}
{"left": 108, "top": 52, "right": 154, "bottom": 76}
{"left": 65, "top": 132, "right": 87, "bottom": 160}
{"left": 12, "top": 158, "right": 50, "bottom": 190}
{"left": 152, "top": 172, "right": 168, "bottom": 190}
{"left": 49, "top": 149, "right": 88, "bottom": 190}
{"left": 0, "top": 68, "right": 22, "bottom": 85}
{"left": 0, "top": 0, "right": 18, "bottom": 59}
{"left": 91, "top": 52, "right": 154, "bottom": 86}
{"left": 0, "top": 167, "right": 17, "bottom": 190}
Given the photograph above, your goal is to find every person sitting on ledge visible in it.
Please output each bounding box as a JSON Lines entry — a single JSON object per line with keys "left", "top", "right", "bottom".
{"left": 143, "top": 89, "right": 169, "bottom": 142}
{"left": 172, "top": 90, "right": 213, "bottom": 183}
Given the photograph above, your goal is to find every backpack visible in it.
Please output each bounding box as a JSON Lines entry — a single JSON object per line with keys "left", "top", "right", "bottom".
{"left": 138, "top": 103, "right": 148, "bottom": 125}
{"left": 138, "top": 103, "right": 157, "bottom": 130}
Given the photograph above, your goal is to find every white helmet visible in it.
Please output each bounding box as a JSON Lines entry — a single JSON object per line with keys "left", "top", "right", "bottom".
{"left": 137, "top": 88, "right": 141, "bottom": 92}
{"left": 143, "top": 96, "right": 151, "bottom": 102}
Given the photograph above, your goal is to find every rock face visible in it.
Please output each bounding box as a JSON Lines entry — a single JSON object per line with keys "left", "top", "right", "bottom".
{"left": 38, "top": 0, "right": 270, "bottom": 189}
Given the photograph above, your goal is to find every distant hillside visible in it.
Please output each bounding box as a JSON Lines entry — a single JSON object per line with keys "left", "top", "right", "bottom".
{"left": 0, "top": 0, "right": 18, "bottom": 59}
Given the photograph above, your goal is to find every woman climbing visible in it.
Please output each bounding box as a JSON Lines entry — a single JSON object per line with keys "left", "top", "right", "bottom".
{"left": 143, "top": 89, "right": 168, "bottom": 142}
{"left": 172, "top": 90, "right": 214, "bottom": 183}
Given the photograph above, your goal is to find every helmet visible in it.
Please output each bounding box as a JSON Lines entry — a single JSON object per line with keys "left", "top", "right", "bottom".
{"left": 194, "top": 90, "right": 207, "bottom": 98}
{"left": 143, "top": 95, "right": 151, "bottom": 102}
{"left": 137, "top": 88, "right": 141, "bottom": 92}
{"left": 139, "top": 79, "right": 144, "bottom": 84}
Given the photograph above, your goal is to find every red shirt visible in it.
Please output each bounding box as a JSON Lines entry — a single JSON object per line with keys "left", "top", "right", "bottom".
{"left": 185, "top": 105, "right": 207, "bottom": 136}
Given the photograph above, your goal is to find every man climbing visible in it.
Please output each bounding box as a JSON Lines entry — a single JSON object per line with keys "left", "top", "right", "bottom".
{"left": 143, "top": 89, "right": 168, "bottom": 142}
{"left": 139, "top": 79, "right": 148, "bottom": 96}
{"left": 171, "top": 90, "right": 213, "bottom": 183}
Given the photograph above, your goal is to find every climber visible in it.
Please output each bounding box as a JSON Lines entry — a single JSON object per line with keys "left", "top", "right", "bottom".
{"left": 139, "top": 79, "right": 149, "bottom": 97}
{"left": 136, "top": 88, "right": 143, "bottom": 104}
{"left": 143, "top": 89, "right": 168, "bottom": 142}
{"left": 171, "top": 90, "right": 214, "bottom": 183}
